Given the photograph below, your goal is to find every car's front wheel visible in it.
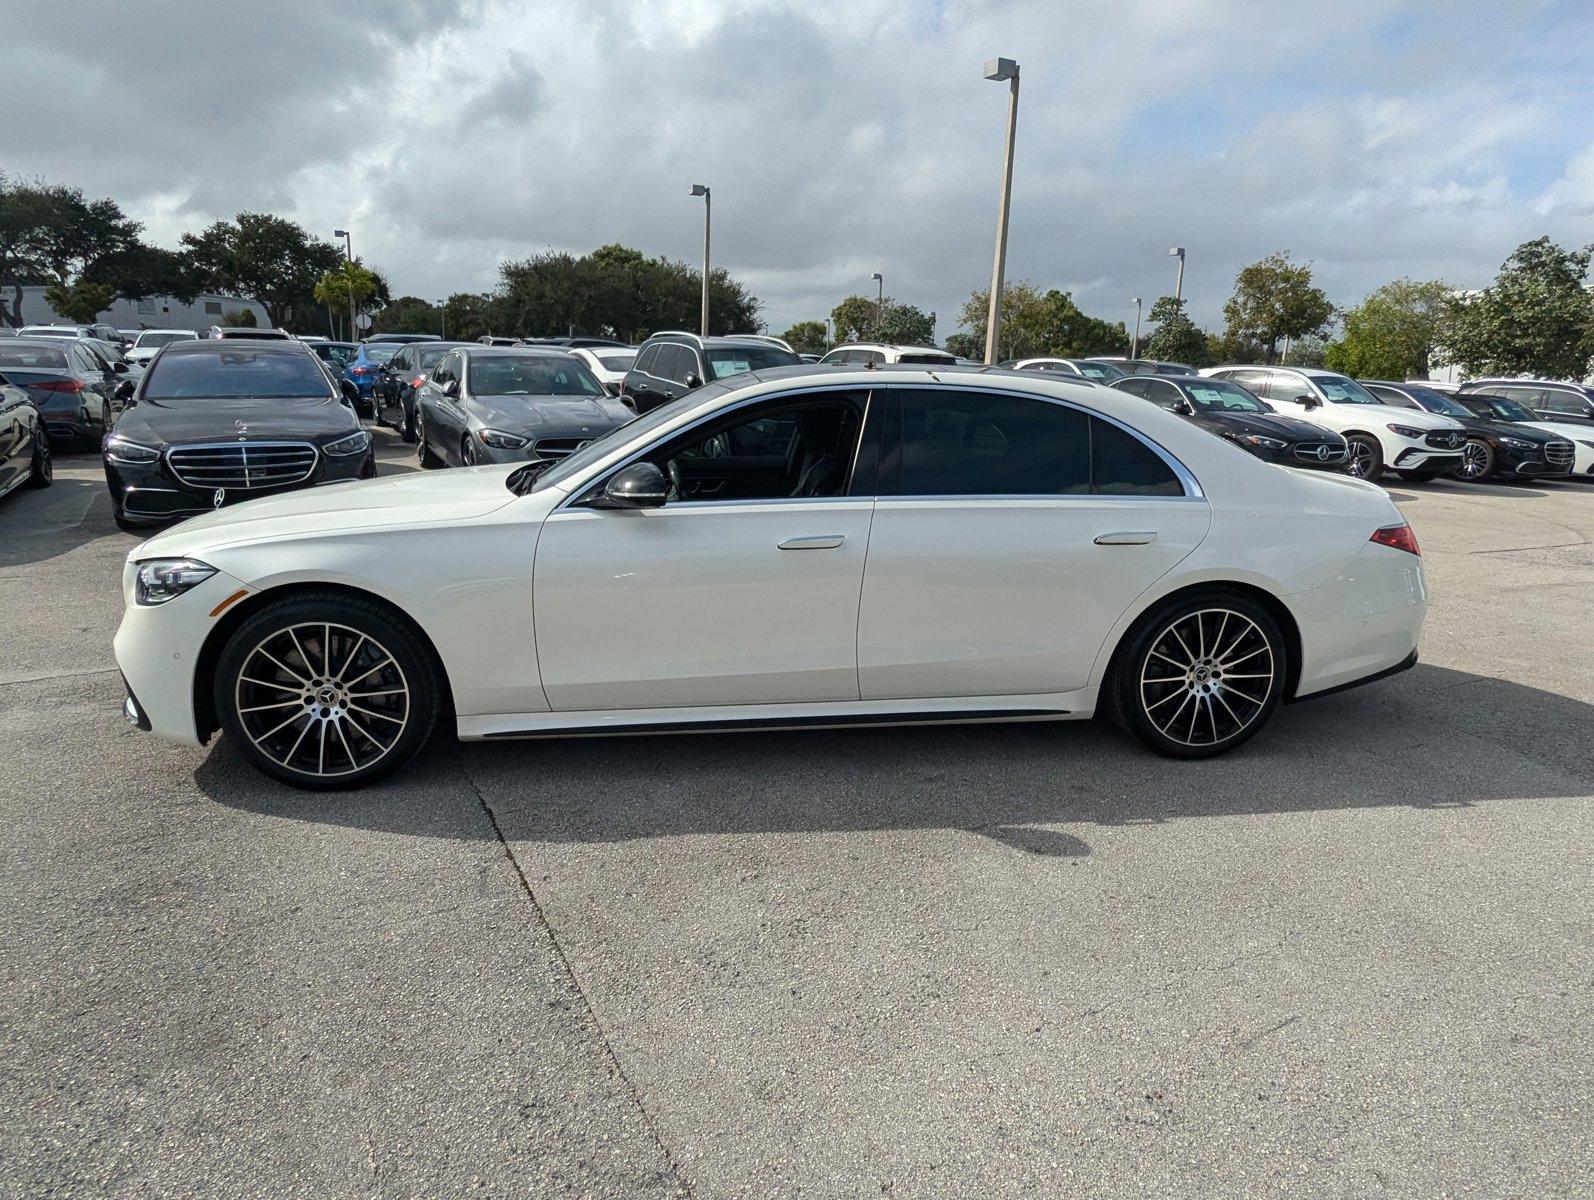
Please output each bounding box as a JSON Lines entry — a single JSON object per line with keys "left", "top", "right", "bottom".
{"left": 1344, "top": 434, "right": 1383, "bottom": 480}
{"left": 1452, "top": 439, "right": 1494, "bottom": 482}
{"left": 1105, "top": 590, "right": 1286, "bottom": 758}
{"left": 26, "top": 430, "right": 52, "bottom": 488}
{"left": 214, "top": 593, "right": 442, "bottom": 789}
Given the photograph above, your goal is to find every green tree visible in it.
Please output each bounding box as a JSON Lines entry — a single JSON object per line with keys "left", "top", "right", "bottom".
{"left": 314, "top": 260, "right": 382, "bottom": 339}
{"left": 182, "top": 212, "right": 341, "bottom": 331}
{"left": 42, "top": 278, "right": 115, "bottom": 323}
{"left": 829, "top": 296, "right": 936, "bottom": 345}
{"left": 781, "top": 320, "right": 828, "bottom": 352}
{"left": 952, "top": 282, "right": 1126, "bottom": 361}
{"left": 1221, "top": 252, "right": 1336, "bottom": 362}
{"left": 442, "top": 292, "right": 495, "bottom": 343}
{"left": 372, "top": 295, "right": 443, "bottom": 337}
{"left": 1322, "top": 279, "right": 1452, "bottom": 379}
{"left": 1438, "top": 238, "right": 1594, "bottom": 379}
{"left": 942, "top": 332, "right": 981, "bottom": 359}
{"left": 1142, "top": 296, "right": 1207, "bottom": 365}
{"left": 83, "top": 243, "right": 198, "bottom": 304}
{"left": 0, "top": 174, "right": 142, "bottom": 327}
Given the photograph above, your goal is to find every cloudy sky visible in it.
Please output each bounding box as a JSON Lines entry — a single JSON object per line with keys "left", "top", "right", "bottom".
{"left": 7, "top": 0, "right": 1593, "bottom": 338}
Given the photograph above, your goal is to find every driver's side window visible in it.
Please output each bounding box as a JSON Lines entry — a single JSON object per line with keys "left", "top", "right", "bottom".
{"left": 645, "top": 393, "right": 868, "bottom": 502}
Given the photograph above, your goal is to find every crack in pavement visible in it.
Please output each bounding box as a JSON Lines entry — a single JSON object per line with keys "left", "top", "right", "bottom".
{"left": 0, "top": 666, "right": 121, "bottom": 689}
{"left": 452, "top": 751, "right": 696, "bottom": 1199}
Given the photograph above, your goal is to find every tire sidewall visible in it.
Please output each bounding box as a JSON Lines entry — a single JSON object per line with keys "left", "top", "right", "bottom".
{"left": 1345, "top": 434, "right": 1383, "bottom": 480}
{"left": 1454, "top": 439, "right": 1493, "bottom": 481}
{"left": 1110, "top": 590, "right": 1286, "bottom": 759}
{"left": 214, "top": 593, "right": 441, "bottom": 789}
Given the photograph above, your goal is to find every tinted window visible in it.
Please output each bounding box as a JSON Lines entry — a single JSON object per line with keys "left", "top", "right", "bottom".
{"left": 1076, "top": 361, "right": 1126, "bottom": 381}
{"left": 143, "top": 350, "right": 331, "bottom": 399}
{"left": 706, "top": 345, "right": 801, "bottom": 377}
{"left": 1092, "top": 419, "right": 1183, "bottom": 495}
{"left": 1142, "top": 380, "right": 1186, "bottom": 411}
{"left": 896, "top": 352, "right": 956, "bottom": 365}
{"left": 418, "top": 346, "right": 454, "bottom": 369}
{"left": 656, "top": 345, "right": 688, "bottom": 384}
{"left": 647, "top": 395, "right": 864, "bottom": 501}
{"left": 633, "top": 345, "right": 661, "bottom": 376}
{"left": 133, "top": 331, "right": 192, "bottom": 349}
{"left": 1114, "top": 378, "right": 1152, "bottom": 398}
{"left": 468, "top": 354, "right": 602, "bottom": 396}
{"left": 886, "top": 391, "right": 1091, "bottom": 496}
{"left": 597, "top": 353, "right": 635, "bottom": 371}
{"left": 0, "top": 344, "right": 69, "bottom": 369}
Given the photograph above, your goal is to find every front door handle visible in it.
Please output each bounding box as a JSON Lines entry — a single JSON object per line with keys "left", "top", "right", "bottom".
{"left": 1094, "top": 531, "right": 1157, "bottom": 546}
{"left": 778, "top": 535, "right": 845, "bottom": 550}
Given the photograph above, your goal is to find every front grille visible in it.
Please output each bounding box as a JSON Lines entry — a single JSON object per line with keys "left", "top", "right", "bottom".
{"left": 534, "top": 437, "right": 594, "bottom": 460}
{"left": 1292, "top": 441, "right": 1348, "bottom": 464}
{"left": 1543, "top": 440, "right": 1574, "bottom": 468}
{"left": 166, "top": 441, "right": 317, "bottom": 490}
{"left": 1425, "top": 430, "right": 1465, "bottom": 450}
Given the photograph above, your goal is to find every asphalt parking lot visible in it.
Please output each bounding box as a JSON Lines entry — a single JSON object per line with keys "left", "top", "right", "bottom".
{"left": 3, "top": 430, "right": 1590, "bottom": 1198}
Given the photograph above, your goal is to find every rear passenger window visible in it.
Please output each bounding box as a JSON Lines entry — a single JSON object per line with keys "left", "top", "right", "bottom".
{"left": 886, "top": 391, "right": 1090, "bottom": 495}
{"left": 1092, "top": 420, "right": 1182, "bottom": 495}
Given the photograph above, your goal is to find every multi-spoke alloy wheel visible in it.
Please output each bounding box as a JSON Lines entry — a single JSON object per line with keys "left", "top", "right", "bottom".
{"left": 1456, "top": 440, "right": 1492, "bottom": 481}
{"left": 1108, "top": 592, "right": 1285, "bottom": 758}
{"left": 1345, "top": 435, "right": 1381, "bottom": 480}
{"left": 216, "top": 595, "right": 440, "bottom": 788}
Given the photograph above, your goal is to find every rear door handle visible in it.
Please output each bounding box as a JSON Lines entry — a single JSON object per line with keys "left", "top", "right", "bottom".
{"left": 1094, "top": 531, "right": 1157, "bottom": 546}
{"left": 779, "top": 535, "right": 845, "bottom": 550}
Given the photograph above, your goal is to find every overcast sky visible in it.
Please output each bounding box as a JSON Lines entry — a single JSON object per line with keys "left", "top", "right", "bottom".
{"left": 7, "top": 0, "right": 1593, "bottom": 338}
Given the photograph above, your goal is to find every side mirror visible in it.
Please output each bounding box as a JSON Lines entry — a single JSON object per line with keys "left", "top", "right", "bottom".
{"left": 1294, "top": 394, "right": 1318, "bottom": 407}
{"left": 339, "top": 379, "right": 360, "bottom": 404}
{"left": 682, "top": 373, "right": 702, "bottom": 389}
{"left": 114, "top": 379, "right": 136, "bottom": 403}
{"left": 112, "top": 361, "right": 129, "bottom": 374}
{"left": 602, "top": 461, "right": 668, "bottom": 509}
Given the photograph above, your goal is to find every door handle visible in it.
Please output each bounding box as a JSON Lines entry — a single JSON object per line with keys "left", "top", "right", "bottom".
{"left": 778, "top": 535, "right": 845, "bottom": 550}
{"left": 1094, "top": 531, "right": 1157, "bottom": 545}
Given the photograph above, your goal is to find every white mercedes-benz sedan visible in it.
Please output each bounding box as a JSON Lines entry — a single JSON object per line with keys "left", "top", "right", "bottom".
{"left": 114, "top": 366, "right": 1428, "bottom": 789}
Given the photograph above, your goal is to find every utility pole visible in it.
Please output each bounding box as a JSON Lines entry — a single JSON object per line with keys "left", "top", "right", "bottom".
{"left": 690, "top": 185, "right": 711, "bottom": 334}
{"left": 1131, "top": 297, "right": 1143, "bottom": 359}
{"left": 983, "top": 58, "right": 1021, "bottom": 365}
{"left": 872, "top": 272, "right": 884, "bottom": 338}
{"left": 1170, "top": 246, "right": 1186, "bottom": 304}
{"left": 334, "top": 229, "right": 355, "bottom": 340}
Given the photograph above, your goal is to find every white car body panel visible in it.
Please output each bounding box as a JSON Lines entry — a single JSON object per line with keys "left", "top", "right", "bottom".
{"left": 1524, "top": 421, "right": 1594, "bottom": 474}
{"left": 114, "top": 369, "right": 1428, "bottom": 750}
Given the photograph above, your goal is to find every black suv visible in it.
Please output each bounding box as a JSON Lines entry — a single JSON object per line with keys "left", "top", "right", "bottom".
{"left": 1458, "top": 379, "right": 1594, "bottom": 424}
{"left": 1111, "top": 374, "right": 1349, "bottom": 470}
{"left": 1361, "top": 381, "right": 1574, "bottom": 481}
{"left": 619, "top": 332, "right": 801, "bottom": 413}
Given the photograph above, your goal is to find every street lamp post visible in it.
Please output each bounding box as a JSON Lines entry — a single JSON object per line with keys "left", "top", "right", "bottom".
{"left": 1131, "top": 297, "right": 1143, "bottom": 359}
{"left": 982, "top": 57, "right": 1021, "bottom": 365}
{"left": 334, "top": 229, "right": 356, "bottom": 340}
{"left": 690, "top": 185, "right": 711, "bottom": 335}
{"left": 871, "top": 272, "right": 884, "bottom": 337}
{"left": 1169, "top": 246, "right": 1186, "bottom": 304}
{"left": 437, "top": 299, "right": 447, "bottom": 340}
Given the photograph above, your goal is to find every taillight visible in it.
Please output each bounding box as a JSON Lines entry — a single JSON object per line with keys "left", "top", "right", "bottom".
{"left": 35, "top": 379, "right": 85, "bottom": 393}
{"left": 411, "top": 375, "right": 426, "bottom": 387}
{"left": 1370, "top": 523, "right": 1420, "bottom": 556}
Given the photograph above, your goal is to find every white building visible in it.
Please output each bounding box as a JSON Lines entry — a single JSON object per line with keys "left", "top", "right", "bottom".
{"left": 3, "top": 285, "right": 269, "bottom": 334}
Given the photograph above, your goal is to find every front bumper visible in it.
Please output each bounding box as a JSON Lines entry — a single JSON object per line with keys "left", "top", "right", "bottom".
{"left": 105, "top": 443, "right": 375, "bottom": 526}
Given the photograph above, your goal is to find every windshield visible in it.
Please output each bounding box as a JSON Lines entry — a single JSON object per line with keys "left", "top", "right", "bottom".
{"left": 1473, "top": 397, "right": 1536, "bottom": 422}
{"left": 316, "top": 344, "right": 358, "bottom": 365}
{"left": 1404, "top": 389, "right": 1471, "bottom": 418}
{"left": 706, "top": 345, "right": 800, "bottom": 379}
{"left": 1315, "top": 375, "right": 1384, "bottom": 405}
{"left": 469, "top": 354, "right": 602, "bottom": 396}
{"left": 142, "top": 350, "right": 332, "bottom": 399}
{"left": 897, "top": 352, "right": 957, "bottom": 365}
{"left": 1185, "top": 380, "right": 1269, "bottom": 413}
{"left": 361, "top": 345, "right": 398, "bottom": 364}
{"left": 418, "top": 346, "right": 455, "bottom": 369}
{"left": 134, "top": 331, "right": 192, "bottom": 349}
{"left": 596, "top": 353, "right": 635, "bottom": 371}
{"left": 1075, "top": 361, "right": 1126, "bottom": 381}
{"left": 0, "top": 345, "right": 69, "bottom": 369}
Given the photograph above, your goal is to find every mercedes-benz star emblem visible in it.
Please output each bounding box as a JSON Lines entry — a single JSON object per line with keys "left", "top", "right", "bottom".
{"left": 213, "top": 489, "right": 226, "bottom": 509}
{"left": 1315, "top": 444, "right": 1331, "bottom": 461}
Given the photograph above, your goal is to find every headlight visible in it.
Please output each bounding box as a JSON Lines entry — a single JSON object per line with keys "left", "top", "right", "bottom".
{"left": 1235, "top": 434, "right": 1288, "bottom": 450}
{"left": 477, "top": 428, "right": 529, "bottom": 449}
{"left": 1498, "top": 437, "right": 1536, "bottom": 450}
{"left": 105, "top": 436, "right": 161, "bottom": 464}
{"left": 1386, "top": 424, "right": 1424, "bottom": 439}
{"left": 135, "top": 558, "right": 216, "bottom": 605}
{"left": 323, "top": 430, "right": 371, "bottom": 457}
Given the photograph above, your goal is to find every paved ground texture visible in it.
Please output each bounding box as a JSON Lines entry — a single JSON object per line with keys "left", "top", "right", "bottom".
{"left": 3, "top": 431, "right": 1590, "bottom": 1198}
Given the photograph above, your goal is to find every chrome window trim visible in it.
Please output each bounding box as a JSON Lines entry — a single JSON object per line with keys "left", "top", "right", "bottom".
{"left": 551, "top": 379, "right": 1205, "bottom": 512}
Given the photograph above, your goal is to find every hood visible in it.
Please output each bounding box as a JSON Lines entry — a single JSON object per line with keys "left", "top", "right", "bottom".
{"left": 1205, "top": 410, "right": 1337, "bottom": 441}
{"left": 472, "top": 392, "right": 632, "bottom": 435}
{"left": 1346, "top": 404, "right": 1462, "bottom": 430}
{"left": 1451, "top": 414, "right": 1555, "bottom": 442}
{"left": 114, "top": 395, "right": 359, "bottom": 445}
{"left": 134, "top": 465, "right": 522, "bottom": 559}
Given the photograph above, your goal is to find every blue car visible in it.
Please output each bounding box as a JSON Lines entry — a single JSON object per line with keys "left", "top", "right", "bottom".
{"left": 342, "top": 343, "right": 398, "bottom": 417}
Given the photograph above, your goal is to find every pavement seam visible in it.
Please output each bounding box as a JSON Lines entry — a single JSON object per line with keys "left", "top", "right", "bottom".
{"left": 0, "top": 666, "right": 121, "bottom": 689}
{"left": 453, "top": 752, "right": 697, "bottom": 1199}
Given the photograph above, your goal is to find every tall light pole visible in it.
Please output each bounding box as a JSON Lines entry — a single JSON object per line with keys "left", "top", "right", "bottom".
{"left": 334, "top": 229, "right": 356, "bottom": 340}
{"left": 1169, "top": 246, "right": 1185, "bottom": 304}
{"left": 871, "top": 271, "right": 884, "bottom": 338}
{"left": 690, "top": 184, "right": 711, "bottom": 334}
{"left": 436, "top": 298, "right": 447, "bottom": 340}
{"left": 1131, "top": 297, "right": 1143, "bottom": 359}
{"left": 982, "top": 57, "right": 1021, "bottom": 365}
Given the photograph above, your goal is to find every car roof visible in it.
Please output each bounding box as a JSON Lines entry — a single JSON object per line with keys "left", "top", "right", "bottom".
{"left": 460, "top": 344, "right": 572, "bottom": 357}
{"left": 3, "top": 337, "right": 76, "bottom": 350}
{"left": 164, "top": 338, "right": 313, "bottom": 355}
{"left": 827, "top": 342, "right": 953, "bottom": 354}
{"left": 645, "top": 331, "right": 790, "bottom": 349}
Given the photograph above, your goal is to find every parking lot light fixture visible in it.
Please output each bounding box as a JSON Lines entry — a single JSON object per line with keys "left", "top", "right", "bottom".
{"left": 871, "top": 272, "right": 884, "bottom": 337}
{"left": 334, "top": 229, "right": 355, "bottom": 341}
{"left": 690, "top": 185, "right": 711, "bottom": 335}
{"left": 1132, "top": 297, "right": 1143, "bottom": 359}
{"left": 982, "top": 57, "right": 1020, "bottom": 365}
{"left": 1170, "top": 246, "right": 1185, "bottom": 303}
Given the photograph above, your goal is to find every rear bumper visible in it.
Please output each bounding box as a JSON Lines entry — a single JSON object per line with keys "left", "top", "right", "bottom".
{"left": 1287, "top": 541, "right": 1428, "bottom": 699}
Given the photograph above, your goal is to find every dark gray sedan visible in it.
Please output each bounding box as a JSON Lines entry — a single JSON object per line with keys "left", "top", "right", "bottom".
{"left": 415, "top": 346, "right": 632, "bottom": 469}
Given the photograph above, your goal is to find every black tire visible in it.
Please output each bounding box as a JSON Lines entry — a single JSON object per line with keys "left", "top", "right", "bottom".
{"left": 1104, "top": 589, "right": 1286, "bottom": 759}
{"left": 1452, "top": 439, "right": 1495, "bottom": 482}
{"left": 25, "top": 429, "right": 52, "bottom": 488}
{"left": 1396, "top": 467, "right": 1446, "bottom": 482}
{"left": 400, "top": 402, "right": 417, "bottom": 444}
{"left": 1344, "top": 434, "right": 1383, "bottom": 480}
{"left": 214, "top": 591, "right": 442, "bottom": 790}
{"left": 81, "top": 415, "right": 108, "bottom": 454}
{"left": 461, "top": 434, "right": 480, "bottom": 466}
{"left": 416, "top": 410, "right": 442, "bottom": 469}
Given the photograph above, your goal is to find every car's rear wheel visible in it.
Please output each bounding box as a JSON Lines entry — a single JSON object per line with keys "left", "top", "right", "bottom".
{"left": 26, "top": 430, "right": 52, "bottom": 488}
{"left": 1344, "top": 434, "right": 1382, "bottom": 480}
{"left": 416, "top": 410, "right": 442, "bottom": 468}
{"left": 1105, "top": 590, "right": 1286, "bottom": 758}
{"left": 215, "top": 593, "right": 441, "bottom": 789}
{"left": 461, "top": 434, "right": 480, "bottom": 466}
{"left": 1453, "top": 439, "right": 1494, "bottom": 481}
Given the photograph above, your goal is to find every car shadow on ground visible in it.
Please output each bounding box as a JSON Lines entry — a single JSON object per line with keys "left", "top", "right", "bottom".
{"left": 0, "top": 470, "right": 131, "bottom": 570}
{"left": 196, "top": 664, "right": 1593, "bottom": 858}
